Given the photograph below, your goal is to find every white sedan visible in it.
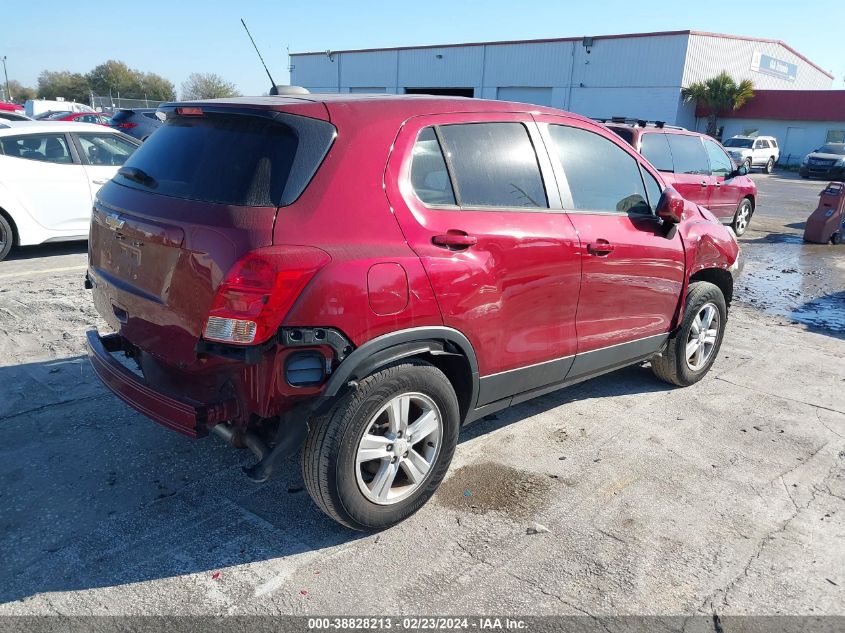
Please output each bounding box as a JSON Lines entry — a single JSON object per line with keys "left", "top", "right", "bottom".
{"left": 0, "top": 122, "right": 140, "bottom": 261}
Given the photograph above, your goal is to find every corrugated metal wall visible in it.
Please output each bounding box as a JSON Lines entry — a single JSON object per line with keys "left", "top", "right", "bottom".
{"left": 683, "top": 35, "right": 833, "bottom": 90}
{"left": 290, "top": 32, "right": 833, "bottom": 125}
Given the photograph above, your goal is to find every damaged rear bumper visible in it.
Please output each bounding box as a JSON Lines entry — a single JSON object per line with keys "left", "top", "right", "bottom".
{"left": 86, "top": 330, "right": 238, "bottom": 438}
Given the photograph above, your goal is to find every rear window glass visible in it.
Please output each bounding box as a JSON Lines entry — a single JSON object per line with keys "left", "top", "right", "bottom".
{"left": 110, "top": 110, "right": 133, "bottom": 122}
{"left": 640, "top": 133, "right": 674, "bottom": 172}
{"left": 610, "top": 127, "right": 635, "bottom": 146}
{"left": 723, "top": 138, "right": 753, "bottom": 148}
{"left": 113, "top": 111, "right": 336, "bottom": 207}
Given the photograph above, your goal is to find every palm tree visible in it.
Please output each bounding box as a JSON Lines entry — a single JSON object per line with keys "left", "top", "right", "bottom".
{"left": 681, "top": 71, "right": 755, "bottom": 138}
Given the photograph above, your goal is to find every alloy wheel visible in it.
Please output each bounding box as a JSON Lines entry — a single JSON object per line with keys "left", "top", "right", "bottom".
{"left": 734, "top": 202, "right": 751, "bottom": 235}
{"left": 686, "top": 303, "right": 720, "bottom": 371}
{"left": 355, "top": 392, "right": 443, "bottom": 505}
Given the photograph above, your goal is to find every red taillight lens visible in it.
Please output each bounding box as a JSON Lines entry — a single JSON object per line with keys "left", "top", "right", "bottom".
{"left": 176, "top": 106, "right": 204, "bottom": 116}
{"left": 203, "top": 246, "right": 330, "bottom": 345}
{"left": 112, "top": 122, "right": 137, "bottom": 129}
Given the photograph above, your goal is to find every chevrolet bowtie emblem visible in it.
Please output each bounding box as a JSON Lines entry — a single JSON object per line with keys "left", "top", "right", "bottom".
{"left": 105, "top": 213, "right": 125, "bottom": 230}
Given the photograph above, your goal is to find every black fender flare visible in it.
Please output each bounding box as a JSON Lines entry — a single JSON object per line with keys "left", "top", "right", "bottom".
{"left": 319, "top": 326, "right": 480, "bottom": 420}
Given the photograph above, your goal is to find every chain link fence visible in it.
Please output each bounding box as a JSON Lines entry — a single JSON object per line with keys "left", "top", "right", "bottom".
{"left": 91, "top": 95, "right": 166, "bottom": 111}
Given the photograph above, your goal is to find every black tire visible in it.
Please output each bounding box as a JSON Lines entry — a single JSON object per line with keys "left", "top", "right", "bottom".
{"left": 745, "top": 158, "right": 753, "bottom": 172}
{"left": 832, "top": 231, "right": 843, "bottom": 245}
{"left": 301, "top": 360, "right": 460, "bottom": 531}
{"left": 732, "top": 198, "right": 753, "bottom": 236}
{"left": 0, "top": 213, "right": 14, "bottom": 262}
{"left": 651, "top": 281, "right": 727, "bottom": 387}
{"left": 800, "top": 173, "right": 810, "bottom": 179}
{"left": 764, "top": 157, "right": 774, "bottom": 174}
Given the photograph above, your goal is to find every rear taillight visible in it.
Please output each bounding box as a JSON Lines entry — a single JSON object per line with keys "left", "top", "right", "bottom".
{"left": 202, "top": 246, "right": 330, "bottom": 346}
{"left": 111, "top": 122, "right": 137, "bottom": 129}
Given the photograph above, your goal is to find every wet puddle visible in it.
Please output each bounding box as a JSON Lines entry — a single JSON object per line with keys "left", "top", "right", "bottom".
{"left": 436, "top": 462, "right": 553, "bottom": 518}
{"left": 736, "top": 235, "right": 845, "bottom": 335}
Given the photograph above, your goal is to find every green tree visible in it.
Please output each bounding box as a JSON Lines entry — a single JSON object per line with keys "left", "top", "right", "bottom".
{"left": 180, "top": 73, "right": 240, "bottom": 100}
{"left": 37, "top": 70, "right": 91, "bottom": 103}
{"left": 2, "top": 80, "right": 36, "bottom": 102}
{"left": 681, "top": 71, "right": 755, "bottom": 137}
{"left": 86, "top": 60, "right": 142, "bottom": 98}
{"left": 139, "top": 72, "right": 176, "bottom": 101}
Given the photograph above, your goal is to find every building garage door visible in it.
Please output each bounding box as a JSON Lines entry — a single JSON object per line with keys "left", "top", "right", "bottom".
{"left": 497, "top": 87, "right": 553, "bottom": 107}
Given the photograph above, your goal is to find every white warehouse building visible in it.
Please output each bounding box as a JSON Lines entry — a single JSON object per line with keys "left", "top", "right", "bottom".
{"left": 290, "top": 30, "right": 833, "bottom": 129}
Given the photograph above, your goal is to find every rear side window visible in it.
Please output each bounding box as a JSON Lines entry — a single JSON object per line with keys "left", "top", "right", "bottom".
{"left": 411, "top": 127, "right": 456, "bottom": 206}
{"left": 0, "top": 133, "right": 73, "bottom": 164}
{"left": 640, "top": 133, "right": 674, "bottom": 172}
{"left": 437, "top": 122, "right": 547, "bottom": 209}
{"left": 666, "top": 135, "right": 710, "bottom": 175}
{"left": 114, "top": 111, "right": 336, "bottom": 207}
{"left": 549, "top": 124, "right": 650, "bottom": 215}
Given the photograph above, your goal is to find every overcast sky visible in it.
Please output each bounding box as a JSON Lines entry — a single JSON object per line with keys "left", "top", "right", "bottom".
{"left": 4, "top": 0, "right": 844, "bottom": 96}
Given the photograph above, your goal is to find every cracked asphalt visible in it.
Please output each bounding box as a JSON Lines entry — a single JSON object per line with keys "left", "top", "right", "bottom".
{"left": 0, "top": 173, "right": 843, "bottom": 617}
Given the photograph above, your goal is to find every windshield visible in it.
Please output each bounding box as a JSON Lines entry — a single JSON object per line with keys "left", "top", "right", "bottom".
{"left": 817, "top": 144, "right": 845, "bottom": 155}
{"left": 114, "top": 110, "right": 336, "bottom": 207}
{"left": 723, "top": 138, "right": 753, "bottom": 148}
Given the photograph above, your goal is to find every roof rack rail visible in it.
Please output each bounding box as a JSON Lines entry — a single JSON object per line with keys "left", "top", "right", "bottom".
{"left": 593, "top": 117, "right": 686, "bottom": 131}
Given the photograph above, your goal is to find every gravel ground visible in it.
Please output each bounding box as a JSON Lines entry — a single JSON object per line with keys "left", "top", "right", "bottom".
{"left": 0, "top": 173, "right": 843, "bottom": 618}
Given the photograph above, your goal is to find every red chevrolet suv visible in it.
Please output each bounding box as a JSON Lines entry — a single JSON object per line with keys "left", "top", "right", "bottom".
{"left": 603, "top": 120, "right": 757, "bottom": 236}
{"left": 86, "top": 95, "right": 740, "bottom": 530}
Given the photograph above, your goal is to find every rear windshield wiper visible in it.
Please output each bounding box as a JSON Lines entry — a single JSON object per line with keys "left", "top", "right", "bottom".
{"left": 118, "top": 166, "right": 157, "bottom": 189}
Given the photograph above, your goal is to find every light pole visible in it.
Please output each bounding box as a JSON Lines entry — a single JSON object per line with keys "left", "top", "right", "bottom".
{"left": 1, "top": 56, "right": 10, "bottom": 102}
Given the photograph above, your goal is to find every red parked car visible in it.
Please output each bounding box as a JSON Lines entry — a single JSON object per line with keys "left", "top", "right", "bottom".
{"left": 86, "top": 95, "right": 740, "bottom": 530}
{"left": 42, "top": 111, "right": 111, "bottom": 125}
{"left": 604, "top": 120, "right": 757, "bottom": 236}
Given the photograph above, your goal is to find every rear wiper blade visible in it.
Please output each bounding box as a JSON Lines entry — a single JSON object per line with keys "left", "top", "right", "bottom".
{"left": 118, "top": 166, "right": 157, "bottom": 188}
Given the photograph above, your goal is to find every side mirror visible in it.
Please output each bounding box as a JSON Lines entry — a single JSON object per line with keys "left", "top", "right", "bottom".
{"left": 656, "top": 187, "right": 685, "bottom": 224}
{"left": 734, "top": 164, "right": 749, "bottom": 177}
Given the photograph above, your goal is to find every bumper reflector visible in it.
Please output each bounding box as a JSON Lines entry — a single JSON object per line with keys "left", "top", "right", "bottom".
{"left": 204, "top": 316, "right": 258, "bottom": 344}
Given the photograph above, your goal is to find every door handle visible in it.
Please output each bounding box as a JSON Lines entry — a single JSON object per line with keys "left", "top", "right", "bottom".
{"left": 93, "top": 178, "right": 110, "bottom": 185}
{"left": 699, "top": 180, "right": 708, "bottom": 187}
{"left": 587, "top": 240, "right": 616, "bottom": 255}
{"left": 432, "top": 231, "right": 477, "bottom": 249}
{"left": 714, "top": 181, "right": 722, "bottom": 187}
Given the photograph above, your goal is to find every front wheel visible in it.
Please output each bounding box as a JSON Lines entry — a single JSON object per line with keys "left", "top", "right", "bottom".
{"left": 745, "top": 158, "right": 753, "bottom": 172}
{"left": 651, "top": 281, "right": 728, "bottom": 387}
{"left": 301, "top": 360, "right": 460, "bottom": 530}
{"left": 832, "top": 231, "right": 843, "bottom": 245}
{"left": 764, "top": 157, "right": 774, "bottom": 174}
{"left": 732, "top": 198, "right": 753, "bottom": 236}
{"left": 0, "top": 214, "right": 14, "bottom": 262}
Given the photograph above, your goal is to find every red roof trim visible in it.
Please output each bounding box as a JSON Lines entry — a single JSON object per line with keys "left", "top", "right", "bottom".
{"left": 695, "top": 90, "right": 845, "bottom": 122}
{"left": 291, "top": 29, "right": 832, "bottom": 80}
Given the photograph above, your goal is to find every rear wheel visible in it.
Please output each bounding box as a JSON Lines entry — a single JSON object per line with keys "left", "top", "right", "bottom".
{"left": 764, "top": 157, "right": 774, "bottom": 174}
{"left": 0, "top": 214, "right": 14, "bottom": 262}
{"left": 732, "top": 198, "right": 753, "bottom": 236}
{"left": 301, "top": 360, "right": 460, "bottom": 530}
{"left": 651, "top": 281, "right": 727, "bottom": 387}
{"left": 832, "top": 231, "right": 843, "bottom": 245}
{"left": 744, "top": 158, "right": 753, "bottom": 172}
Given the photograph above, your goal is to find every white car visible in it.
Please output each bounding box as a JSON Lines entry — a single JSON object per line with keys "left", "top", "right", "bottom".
{"left": 0, "top": 122, "right": 140, "bottom": 261}
{"left": 722, "top": 135, "right": 780, "bottom": 173}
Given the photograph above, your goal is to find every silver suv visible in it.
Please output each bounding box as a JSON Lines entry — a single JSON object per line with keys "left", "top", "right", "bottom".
{"left": 723, "top": 136, "right": 779, "bottom": 173}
